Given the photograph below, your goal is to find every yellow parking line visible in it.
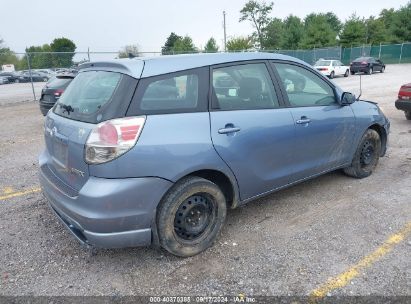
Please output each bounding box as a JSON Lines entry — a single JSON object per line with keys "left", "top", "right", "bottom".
{"left": 0, "top": 187, "right": 41, "bottom": 201}
{"left": 310, "top": 221, "right": 411, "bottom": 301}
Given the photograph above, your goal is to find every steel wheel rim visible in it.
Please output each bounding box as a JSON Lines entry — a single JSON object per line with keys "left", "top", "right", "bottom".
{"left": 174, "top": 194, "right": 216, "bottom": 241}
{"left": 360, "top": 140, "right": 375, "bottom": 167}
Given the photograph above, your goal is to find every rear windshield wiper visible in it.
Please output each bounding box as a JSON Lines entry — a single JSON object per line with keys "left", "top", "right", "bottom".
{"left": 58, "top": 103, "right": 74, "bottom": 115}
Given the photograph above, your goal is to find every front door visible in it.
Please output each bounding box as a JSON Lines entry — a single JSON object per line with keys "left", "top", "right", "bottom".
{"left": 272, "top": 62, "right": 356, "bottom": 181}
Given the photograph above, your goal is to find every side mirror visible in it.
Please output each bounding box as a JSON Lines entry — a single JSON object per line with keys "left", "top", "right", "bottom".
{"left": 341, "top": 92, "right": 356, "bottom": 105}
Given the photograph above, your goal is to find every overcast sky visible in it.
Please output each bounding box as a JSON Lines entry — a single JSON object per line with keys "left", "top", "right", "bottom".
{"left": 1, "top": 0, "right": 408, "bottom": 56}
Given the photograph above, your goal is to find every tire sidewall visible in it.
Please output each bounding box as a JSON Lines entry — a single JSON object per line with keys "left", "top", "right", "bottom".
{"left": 157, "top": 177, "right": 227, "bottom": 257}
{"left": 351, "top": 129, "right": 381, "bottom": 178}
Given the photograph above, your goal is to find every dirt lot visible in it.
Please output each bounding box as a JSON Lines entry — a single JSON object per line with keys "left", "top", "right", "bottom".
{"left": 0, "top": 82, "right": 43, "bottom": 106}
{"left": 0, "top": 64, "right": 410, "bottom": 300}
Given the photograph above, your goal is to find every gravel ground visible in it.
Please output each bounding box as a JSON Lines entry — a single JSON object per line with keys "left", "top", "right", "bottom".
{"left": 0, "top": 82, "right": 44, "bottom": 106}
{"left": 0, "top": 64, "right": 410, "bottom": 298}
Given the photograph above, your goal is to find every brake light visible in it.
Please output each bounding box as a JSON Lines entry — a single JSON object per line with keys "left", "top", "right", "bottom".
{"left": 85, "top": 116, "right": 146, "bottom": 164}
{"left": 54, "top": 89, "right": 64, "bottom": 97}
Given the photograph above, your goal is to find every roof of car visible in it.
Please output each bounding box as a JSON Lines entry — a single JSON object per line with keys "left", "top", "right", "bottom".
{"left": 79, "top": 52, "right": 308, "bottom": 79}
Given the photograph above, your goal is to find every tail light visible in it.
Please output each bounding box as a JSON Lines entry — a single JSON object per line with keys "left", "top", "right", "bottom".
{"left": 54, "top": 89, "right": 64, "bottom": 98}
{"left": 85, "top": 116, "right": 146, "bottom": 164}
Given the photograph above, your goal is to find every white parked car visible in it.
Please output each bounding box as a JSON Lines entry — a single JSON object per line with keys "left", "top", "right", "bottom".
{"left": 314, "top": 59, "right": 349, "bottom": 79}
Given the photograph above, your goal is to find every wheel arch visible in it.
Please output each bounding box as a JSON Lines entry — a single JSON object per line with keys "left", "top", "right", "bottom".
{"left": 368, "top": 123, "right": 387, "bottom": 156}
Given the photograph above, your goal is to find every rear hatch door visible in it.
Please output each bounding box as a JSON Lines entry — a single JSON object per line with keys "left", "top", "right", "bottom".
{"left": 43, "top": 70, "right": 139, "bottom": 192}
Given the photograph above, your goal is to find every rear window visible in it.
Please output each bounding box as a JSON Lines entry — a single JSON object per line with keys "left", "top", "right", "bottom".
{"left": 53, "top": 71, "right": 138, "bottom": 123}
{"left": 315, "top": 60, "right": 331, "bottom": 66}
{"left": 47, "top": 77, "right": 72, "bottom": 88}
{"left": 141, "top": 74, "right": 198, "bottom": 110}
{"left": 127, "top": 67, "right": 208, "bottom": 116}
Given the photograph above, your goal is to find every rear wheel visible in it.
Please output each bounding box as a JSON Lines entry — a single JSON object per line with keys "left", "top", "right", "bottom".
{"left": 405, "top": 111, "right": 411, "bottom": 120}
{"left": 343, "top": 129, "right": 381, "bottom": 178}
{"left": 329, "top": 71, "right": 335, "bottom": 79}
{"left": 344, "top": 69, "right": 349, "bottom": 77}
{"left": 15, "top": 79, "right": 19, "bottom": 83}
{"left": 381, "top": 66, "right": 385, "bottom": 73}
{"left": 157, "top": 176, "right": 227, "bottom": 257}
{"left": 368, "top": 67, "right": 373, "bottom": 75}
{"left": 43, "top": 77, "right": 48, "bottom": 82}
{"left": 350, "top": 71, "right": 355, "bottom": 75}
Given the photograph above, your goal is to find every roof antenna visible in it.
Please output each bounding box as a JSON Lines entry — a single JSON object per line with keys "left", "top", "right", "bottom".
{"left": 356, "top": 74, "right": 362, "bottom": 101}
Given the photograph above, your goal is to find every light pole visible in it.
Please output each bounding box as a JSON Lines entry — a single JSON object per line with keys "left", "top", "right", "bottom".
{"left": 223, "top": 11, "right": 227, "bottom": 52}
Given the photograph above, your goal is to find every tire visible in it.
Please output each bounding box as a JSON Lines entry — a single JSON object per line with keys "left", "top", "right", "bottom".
{"left": 344, "top": 69, "right": 349, "bottom": 77}
{"left": 157, "top": 176, "right": 227, "bottom": 257}
{"left": 343, "top": 129, "right": 381, "bottom": 178}
{"left": 350, "top": 71, "right": 355, "bottom": 75}
{"left": 368, "top": 67, "right": 373, "bottom": 75}
{"left": 405, "top": 111, "right": 411, "bottom": 120}
{"left": 15, "top": 79, "right": 19, "bottom": 83}
{"left": 381, "top": 66, "right": 385, "bottom": 73}
{"left": 43, "top": 77, "right": 48, "bottom": 82}
{"left": 329, "top": 71, "right": 335, "bottom": 79}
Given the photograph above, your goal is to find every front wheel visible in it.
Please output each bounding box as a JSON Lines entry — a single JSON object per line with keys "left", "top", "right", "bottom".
{"left": 344, "top": 69, "right": 349, "bottom": 77}
{"left": 405, "top": 111, "right": 411, "bottom": 120}
{"left": 343, "top": 129, "right": 381, "bottom": 178}
{"left": 157, "top": 176, "right": 227, "bottom": 257}
{"left": 368, "top": 67, "right": 373, "bottom": 75}
{"left": 381, "top": 67, "right": 385, "bottom": 73}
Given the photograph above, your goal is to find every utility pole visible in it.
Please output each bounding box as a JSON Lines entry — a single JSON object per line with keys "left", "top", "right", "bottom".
{"left": 223, "top": 11, "right": 227, "bottom": 52}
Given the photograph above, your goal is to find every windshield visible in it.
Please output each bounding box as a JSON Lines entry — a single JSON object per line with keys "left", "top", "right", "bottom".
{"left": 315, "top": 60, "right": 331, "bottom": 66}
{"left": 53, "top": 71, "right": 122, "bottom": 121}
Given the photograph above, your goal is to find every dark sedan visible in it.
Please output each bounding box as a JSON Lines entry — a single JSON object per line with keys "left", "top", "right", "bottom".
{"left": 16, "top": 72, "right": 50, "bottom": 83}
{"left": 39, "top": 74, "right": 75, "bottom": 115}
{"left": 350, "top": 57, "right": 385, "bottom": 75}
{"left": 0, "top": 72, "right": 19, "bottom": 83}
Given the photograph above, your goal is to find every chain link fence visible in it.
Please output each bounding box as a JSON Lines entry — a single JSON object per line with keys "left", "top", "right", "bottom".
{"left": 1, "top": 43, "right": 410, "bottom": 104}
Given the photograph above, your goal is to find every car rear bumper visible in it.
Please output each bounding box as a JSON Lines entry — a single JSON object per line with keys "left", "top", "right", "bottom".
{"left": 395, "top": 100, "right": 411, "bottom": 112}
{"left": 39, "top": 153, "right": 173, "bottom": 248}
{"left": 350, "top": 67, "right": 369, "bottom": 73}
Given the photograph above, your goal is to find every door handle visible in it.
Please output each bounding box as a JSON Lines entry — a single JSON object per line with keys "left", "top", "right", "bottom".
{"left": 218, "top": 124, "right": 241, "bottom": 134}
{"left": 296, "top": 117, "right": 311, "bottom": 125}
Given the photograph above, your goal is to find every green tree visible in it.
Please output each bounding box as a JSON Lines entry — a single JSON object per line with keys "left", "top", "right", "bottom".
{"left": 366, "top": 17, "right": 388, "bottom": 45}
{"left": 226, "top": 36, "right": 252, "bottom": 51}
{"left": 118, "top": 45, "right": 140, "bottom": 58}
{"left": 339, "top": 14, "right": 367, "bottom": 47}
{"left": 300, "top": 13, "right": 337, "bottom": 48}
{"left": 204, "top": 37, "right": 219, "bottom": 53}
{"left": 172, "top": 36, "right": 197, "bottom": 54}
{"left": 264, "top": 18, "right": 284, "bottom": 49}
{"left": 239, "top": 0, "right": 273, "bottom": 48}
{"left": 390, "top": 2, "right": 411, "bottom": 43}
{"left": 282, "top": 15, "right": 304, "bottom": 49}
{"left": 50, "top": 37, "right": 76, "bottom": 67}
{"left": 0, "top": 38, "right": 21, "bottom": 68}
{"left": 24, "top": 44, "right": 53, "bottom": 69}
{"left": 161, "top": 32, "right": 182, "bottom": 54}
{"left": 325, "top": 12, "right": 343, "bottom": 33}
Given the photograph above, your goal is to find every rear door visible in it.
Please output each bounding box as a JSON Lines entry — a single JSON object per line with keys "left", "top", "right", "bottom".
{"left": 271, "top": 62, "right": 356, "bottom": 181}
{"left": 210, "top": 62, "right": 296, "bottom": 201}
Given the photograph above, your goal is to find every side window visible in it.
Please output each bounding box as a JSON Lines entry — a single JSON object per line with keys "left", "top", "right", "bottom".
{"left": 332, "top": 61, "right": 337, "bottom": 67}
{"left": 273, "top": 63, "right": 336, "bottom": 107}
{"left": 140, "top": 73, "right": 198, "bottom": 111}
{"left": 212, "top": 63, "right": 279, "bottom": 110}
